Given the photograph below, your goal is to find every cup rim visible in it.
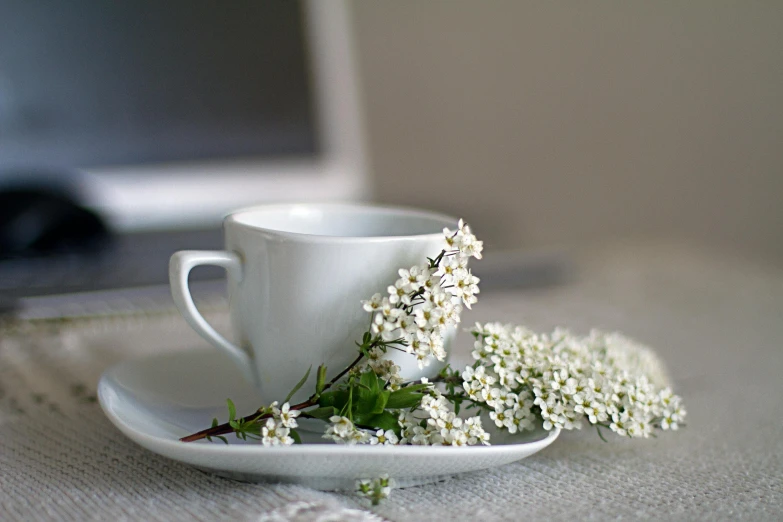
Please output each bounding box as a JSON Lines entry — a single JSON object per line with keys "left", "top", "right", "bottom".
{"left": 223, "top": 203, "right": 458, "bottom": 243}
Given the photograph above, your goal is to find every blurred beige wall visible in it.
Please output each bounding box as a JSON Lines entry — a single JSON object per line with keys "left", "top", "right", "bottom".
{"left": 350, "top": 1, "right": 783, "bottom": 263}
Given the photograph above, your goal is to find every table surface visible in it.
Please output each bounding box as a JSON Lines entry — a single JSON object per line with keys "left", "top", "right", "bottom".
{"left": 1, "top": 243, "right": 781, "bottom": 521}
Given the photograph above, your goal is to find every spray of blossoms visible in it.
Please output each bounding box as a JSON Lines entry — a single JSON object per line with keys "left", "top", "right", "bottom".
{"left": 180, "top": 220, "right": 485, "bottom": 446}
{"left": 318, "top": 218, "right": 488, "bottom": 448}
{"left": 181, "top": 218, "right": 685, "bottom": 448}
{"left": 445, "top": 323, "right": 687, "bottom": 440}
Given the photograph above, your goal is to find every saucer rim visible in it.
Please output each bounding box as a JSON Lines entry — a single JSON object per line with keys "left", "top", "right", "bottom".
{"left": 99, "top": 375, "right": 560, "bottom": 457}
{"left": 98, "top": 351, "right": 560, "bottom": 458}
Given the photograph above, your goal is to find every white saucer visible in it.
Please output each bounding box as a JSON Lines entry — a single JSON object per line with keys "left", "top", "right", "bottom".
{"left": 98, "top": 350, "right": 560, "bottom": 490}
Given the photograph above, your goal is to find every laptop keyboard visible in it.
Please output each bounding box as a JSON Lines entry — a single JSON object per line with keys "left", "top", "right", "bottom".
{"left": 0, "top": 229, "right": 225, "bottom": 299}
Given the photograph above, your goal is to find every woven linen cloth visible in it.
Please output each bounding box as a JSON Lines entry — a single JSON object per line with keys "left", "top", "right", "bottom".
{"left": 1, "top": 243, "right": 781, "bottom": 521}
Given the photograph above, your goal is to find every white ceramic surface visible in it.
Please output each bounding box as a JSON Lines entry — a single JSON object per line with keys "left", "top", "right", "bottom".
{"left": 98, "top": 350, "right": 560, "bottom": 490}
{"left": 169, "top": 203, "right": 459, "bottom": 404}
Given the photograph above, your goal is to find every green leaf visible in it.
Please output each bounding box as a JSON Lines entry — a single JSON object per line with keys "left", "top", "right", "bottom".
{"left": 211, "top": 417, "right": 218, "bottom": 428}
{"left": 355, "top": 382, "right": 372, "bottom": 392}
{"left": 243, "top": 421, "right": 262, "bottom": 435}
{"left": 356, "top": 393, "right": 379, "bottom": 414}
{"left": 354, "top": 411, "right": 400, "bottom": 434}
{"left": 290, "top": 429, "right": 302, "bottom": 444}
{"left": 385, "top": 384, "right": 429, "bottom": 409}
{"left": 386, "top": 390, "right": 425, "bottom": 409}
{"left": 318, "top": 390, "right": 335, "bottom": 406}
{"left": 226, "top": 399, "right": 237, "bottom": 421}
{"left": 371, "top": 390, "right": 390, "bottom": 414}
{"left": 360, "top": 371, "right": 379, "bottom": 394}
{"left": 346, "top": 385, "right": 354, "bottom": 419}
{"left": 315, "top": 364, "right": 328, "bottom": 395}
{"left": 358, "top": 370, "right": 389, "bottom": 407}
{"left": 284, "top": 366, "right": 312, "bottom": 404}
{"left": 356, "top": 375, "right": 378, "bottom": 411}
{"left": 359, "top": 370, "right": 383, "bottom": 393}
{"left": 306, "top": 406, "right": 338, "bottom": 420}
{"left": 409, "top": 384, "right": 433, "bottom": 392}
{"left": 396, "top": 383, "right": 431, "bottom": 394}
{"left": 318, "top": 390, "right": 349, "bottom": 410}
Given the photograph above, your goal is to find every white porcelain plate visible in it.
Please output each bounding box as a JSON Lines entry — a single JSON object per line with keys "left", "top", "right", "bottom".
{"left": 98, "top": 350, "right": 559, "bottom": 490}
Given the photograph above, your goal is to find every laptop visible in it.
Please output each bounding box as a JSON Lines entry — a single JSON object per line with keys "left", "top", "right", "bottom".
{"left": 0, "top": 0, "right": 368, "bottom": 308}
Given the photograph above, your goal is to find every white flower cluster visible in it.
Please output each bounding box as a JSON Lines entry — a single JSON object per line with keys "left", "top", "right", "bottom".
{"left": 398, "top": 386, "right": 490, "bottom": 446}
{"left": 356, "top": 474, "right": 395, "bottom": 505}
{"left": 323, "top": 415, "right": 370, "bottom": 445}
{"left": 363, "top": 346, "right": 404, "bottom": 391}
{"left": 360, "top": 219, "right": 482, "bottom": 368}
{"left": 260, "top": 402, "right": 300, "bottom": 446}
{"left": 462, "top": 366, "right": 536, "bottom": 434}
{"left": 322, "top": 383, "right": 490, "bottom": 447}
{"left": 469, "top": 323, "right": 687, "bottom": 438}
{"left": 322, "top": 415, "right": 403, "bottom": 446}
{"left": 444, "top": 219, "right": 484, "bottom": 261}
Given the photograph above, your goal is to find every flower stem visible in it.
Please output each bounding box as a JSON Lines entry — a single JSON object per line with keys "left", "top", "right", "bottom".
{"left": 179, "top": 352, "right": 366, "bottom": 443}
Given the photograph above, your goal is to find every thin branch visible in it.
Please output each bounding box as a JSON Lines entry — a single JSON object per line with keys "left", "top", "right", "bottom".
{"left": 179, "top": 352, "right": 366, "bottom": 443}
{"left": 322, "top": 352, "right": 365, "bottom": 393}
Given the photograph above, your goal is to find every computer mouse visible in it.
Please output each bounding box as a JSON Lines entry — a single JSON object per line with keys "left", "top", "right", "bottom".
{"left": 0, "top": 188, "right": 110, "bottom": 257}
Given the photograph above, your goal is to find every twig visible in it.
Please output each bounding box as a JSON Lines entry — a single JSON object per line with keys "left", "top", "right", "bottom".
{"left": 179, "top": 352, "right": 366, "bottom": 442}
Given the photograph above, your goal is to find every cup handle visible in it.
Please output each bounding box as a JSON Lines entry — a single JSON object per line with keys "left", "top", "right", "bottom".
{"left": 169, "top": 250, "right": 254, "bottom": 384}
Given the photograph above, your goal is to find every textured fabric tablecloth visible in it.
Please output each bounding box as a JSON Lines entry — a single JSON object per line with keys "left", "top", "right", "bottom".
{"left": 1, "top": 243, "right": 781, "bottom": 521}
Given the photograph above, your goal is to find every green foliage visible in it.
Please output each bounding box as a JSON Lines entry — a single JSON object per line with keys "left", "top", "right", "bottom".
{"left": 386, "top": 384, "right": 429, "bottom": 409}
{"left": 205, "top": 417, "right": 229, "bottom": 444}
{"left": 283, "top": 366, "right": 312, "bottom": 404}
{"left": 318, "top": 390, "right": 349, "bottom": 409}
{"left": 315, "top": 364, "right": 328, "bottom": 396}
{"left": 229, "top": 414, "right": 264, "bottom": 441}
{"left": 355, "top": 331, "right": 376, "bottom": 356}
{"left": 306, "top": 406, "right": 338, "bottom": 420}
{"left": 438, "top": 365, "right": 465, "bottom": 414}
{"left": 218, "top": 398, "right": 269, "bottom": 442}
{"left": 206, "top": 348, "right": 435, "bottom": 445}
{"left": 354, "top": 411, "right": 400, "bottom": 434}
{"left": 313, "top": 368, "right": 422, "bottom": 435}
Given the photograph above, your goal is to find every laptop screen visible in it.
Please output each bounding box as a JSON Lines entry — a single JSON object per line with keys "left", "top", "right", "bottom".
{"left": 0, "top": 0, "right": 318, "bottom": 169}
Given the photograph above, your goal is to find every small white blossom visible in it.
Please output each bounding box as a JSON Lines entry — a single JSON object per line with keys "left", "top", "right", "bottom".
{"left": 361, "top": 293, "right": 384, "bottom": 313}
{"left": 261, "top": 418, "right": 294, "bottom": 446}
{"left": 508, "top": 404, "right": 535, "bottom": 434}
{"left": 398, "top": 265, "right": 430, "bottom": 292}
{"left": 369, "top": 429, "right": 400, "bottom": 445}
{"left": 489, "top": 408, "right": 514, "bottom": 429}
{"left": 449, "top": 268, "right": 480, "bottom": 309}
{"left": 421, "top": 394, "right": 450, "bottom": 419}
{"left": 323, "top": 416, "right": 369, "bottom": 445}
{"left": 273, "top": 402, "right": 300, "bottom": 429}
{"left": 435, "top": 254, "right": 468, "bottom": 282}
{"left": 386, "top": 280, "right": 411, "bottom": 306}
{"left": 371, "top": 312, "right": 398, "bottom": 341}
{"left": 443, "top": 219, "right": 483, "bottom": 259}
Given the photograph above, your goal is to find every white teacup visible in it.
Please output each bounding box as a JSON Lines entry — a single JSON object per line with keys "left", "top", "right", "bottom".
{"left": 169, "top": 203, "right": 458, "bottom": 405}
